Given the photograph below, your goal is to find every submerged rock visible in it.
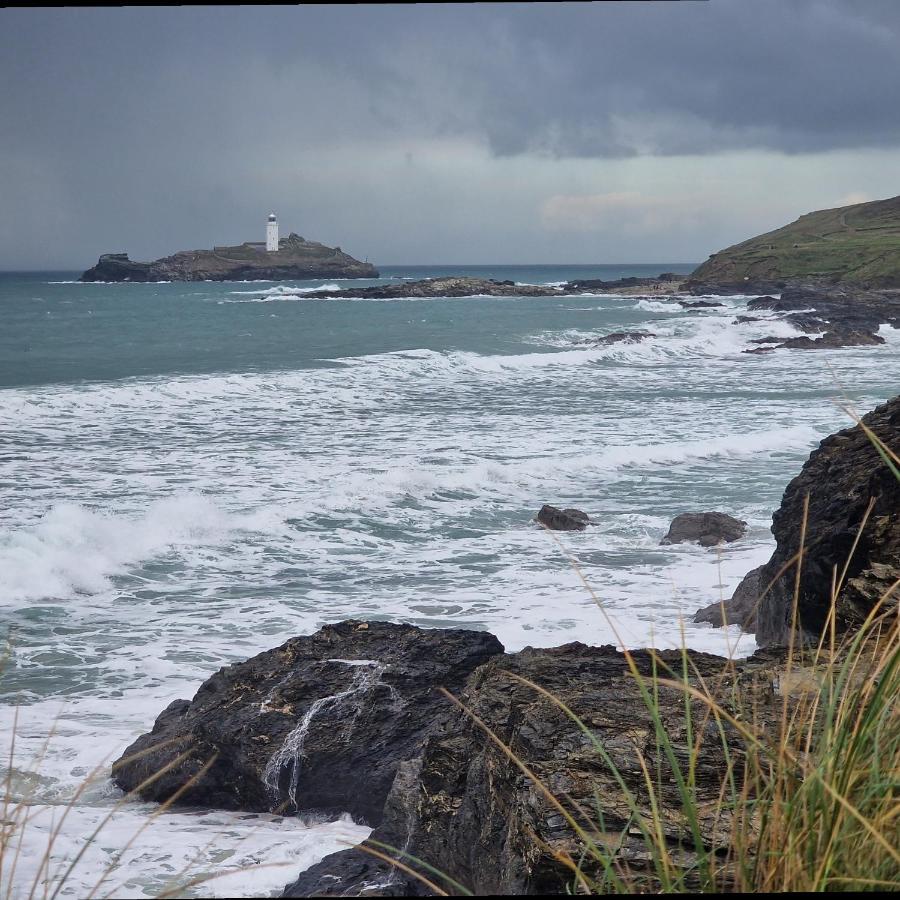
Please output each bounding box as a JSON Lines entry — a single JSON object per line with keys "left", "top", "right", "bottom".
{"left": 111, "top": 621, "right": 502, "bottom": 824}
{"left": 576, "top": 330, "right": 654, "bottom": 346}
{"left": 536, "top": 504, "right": 590, "bottom": 531}
{"left": 752, "top": 396, "right": 900, "bottom": 646}
{"left": 661, "top": 512, "right": 747, "bottom": 547}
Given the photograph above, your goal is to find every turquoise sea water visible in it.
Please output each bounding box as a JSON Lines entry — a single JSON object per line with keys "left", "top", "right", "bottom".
{"left": 1, "top": 262, "right": 898, "bottom": 896}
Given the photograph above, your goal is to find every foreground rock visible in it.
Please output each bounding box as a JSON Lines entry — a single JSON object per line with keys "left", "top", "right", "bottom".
{"left": 81, "top": 233, "right": 379, "bottom": 282}
{"left": 112, "top": 621, "right": 502, "bottom": 822}
{"left": 661, "top": 512, "right": 747, "bottom": 547}
{"left": 536, "top": 504, "right": 590, "bottom": 531}
{"left": 117, "top": 620, "right": 787, "bottom": 896}
{"left": 284, "top": 639, "right": 790, "bottom": 897}
{"left": 739, "top": 396, "right": 900, "bottom": 646}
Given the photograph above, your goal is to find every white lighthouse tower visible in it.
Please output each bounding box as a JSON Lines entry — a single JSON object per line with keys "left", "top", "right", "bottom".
{"left": 266, "top": 213, "right": 279, "bottom": 252}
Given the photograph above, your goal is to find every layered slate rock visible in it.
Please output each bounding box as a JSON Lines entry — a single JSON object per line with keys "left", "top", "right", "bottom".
{"left": 661, "top": 512, "right": 747, "bottom": 547}
{"left": 749, "top": 396, "right": 900, "bottom": 646}
{"left": 81, "top": 233, "right": 378, "bottom": 282}
{"left": 112, "top": 621, "right": 503, "bottom": 824}
{"left": 284, "top": 641, "right": 784, "bottom": 897}
{"left": 536, "top": 504, "right": 590, "bottom": 531}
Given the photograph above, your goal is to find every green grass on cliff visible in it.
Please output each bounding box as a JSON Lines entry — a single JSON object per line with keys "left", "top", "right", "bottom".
{"left": 691, "top": 195, "right": 900, "bottom": 287}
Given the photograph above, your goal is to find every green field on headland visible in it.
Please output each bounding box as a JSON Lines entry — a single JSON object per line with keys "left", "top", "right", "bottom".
{"left": 691, "top": 195, "right": 900, "bottom": 287}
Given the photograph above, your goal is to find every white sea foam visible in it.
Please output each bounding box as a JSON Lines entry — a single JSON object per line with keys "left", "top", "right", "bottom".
{"left": 4, "top": 284, "right": 899, "bottom": 895}
{"left": 228, "top": 283, "right": 342, "bottom": 297}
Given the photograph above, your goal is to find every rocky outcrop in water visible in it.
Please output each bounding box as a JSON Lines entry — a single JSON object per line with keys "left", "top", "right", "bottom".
{"left": 81, "top": 233, "right": 379, "bottom": 282}
{"left": 693, "top": 565, "right": 764, "bottom": 631}
{"left": 661, "top": 512, "right": 747, "bottom": 547}
{"left": 536, "top": 504, "right": 590, "bottom": 531}
{"left": 575, "top": 330, "right": 654, "bottom": 346}
{"left": 297, "top": 274, "right": 682, "bottom": 300}
{"left": 744, "top": 397, "right": 900, "bottom": 646}
{"left": 693, "top": 398, "right": 900, "bottom": 645}
{"left": 111, "top": 621, "right": 502, "bottom": 823}
{"left": 724, "top": 284, "right": 900, "bottom": 352}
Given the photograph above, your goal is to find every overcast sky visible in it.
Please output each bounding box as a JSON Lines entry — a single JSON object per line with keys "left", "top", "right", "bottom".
{"left": 2, "top": 2, "right": 899, "bottom": 269}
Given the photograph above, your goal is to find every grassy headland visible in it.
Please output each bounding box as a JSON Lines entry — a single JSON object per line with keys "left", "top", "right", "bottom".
{"left": 690, "top": 195, "right": 900, "bottom": 288}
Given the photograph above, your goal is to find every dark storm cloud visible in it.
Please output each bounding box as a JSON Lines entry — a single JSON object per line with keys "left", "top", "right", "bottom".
{"left": 0, "top": 2, "right": 898, "bottom": 268}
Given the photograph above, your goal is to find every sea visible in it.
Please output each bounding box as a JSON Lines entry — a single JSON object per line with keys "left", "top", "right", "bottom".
{"left": 2, "top": 263, "right": 898, "bottom": 897}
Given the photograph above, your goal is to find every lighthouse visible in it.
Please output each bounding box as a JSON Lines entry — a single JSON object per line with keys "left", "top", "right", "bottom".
{"left": 266, "top": 213, "right": 279, "bottom": 252}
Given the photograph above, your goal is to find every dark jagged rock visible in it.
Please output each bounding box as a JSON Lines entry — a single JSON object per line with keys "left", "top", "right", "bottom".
{"left": 536, "top": 504, "right": 590, "bottom": 531}
{"left": 693, "top": 565, "right": 764, "bottom": 631}
{"left": 283, "top": 640, "right": 787, "bottom": 897}
{"left": 738, "top": 285, "right": 899, "bottom": 351}
{"left": 111, "top": 621, "right": 503, "bottom": 823}
{"left": 80, "top": 253, "right": 154, "bottom": 282}
{"left": 661, "top": 512, "right": 747, "bottom": 547}
{"left": 566, "top": 273, "right": 681, "bottom": 293}
{"left": 679, "top": 299, "right": 724, "bottom": 309}
{"left": 749, "top": 396, "right": 900, "bottom": 646}
{"left": 780, "top": 330, "right": 886, "bottom": 349}
{"left": 575, "top": 330, "right": 654, "bottom": 346}
{"left": 303, "top": 276, "right": 564, "bottom": 300}
{"left": 81, "top": 233, "right": 379, "bottom": 282}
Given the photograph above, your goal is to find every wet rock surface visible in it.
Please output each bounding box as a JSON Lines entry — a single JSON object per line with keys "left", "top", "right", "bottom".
{"left": 301, "top": 273, "right": 683, "bottom": 300}
{"left": 693, "top": 565, "right": 764, "bottom": 631}
{"left": 111, "top": 621, "right": 503, "bottom": 824}
{"left": 739, "top": 285, "right": 900, "bottom": 350}
{"left": 748, "top": 396, "right": 900, "bottom": 646}
{"left": 283, "top": 640, "right": 787, "bottom": 897}
{"left": 661, "top": 512, "right": 747, "bottom": 547}
{"left": 536, "top": 504, "right": 590, "bottom": 531}
{"left": 575, "top": 330, "right": 654, "bottom": 346}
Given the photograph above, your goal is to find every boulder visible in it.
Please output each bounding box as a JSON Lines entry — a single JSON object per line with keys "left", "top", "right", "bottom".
{"left": 536, "top": 504, "right": 590, "bottom": 531}
{"left": 693, "top": 565, "right": 764, "bottom": 631}
{"left": 661, "top": 512, "right": 747, "bottom": 547}
{"left": 111, "top": 621, "right": 503, "bottom": 824}
{"left": 754, "top": 396, "right": 900, "bottom": 646}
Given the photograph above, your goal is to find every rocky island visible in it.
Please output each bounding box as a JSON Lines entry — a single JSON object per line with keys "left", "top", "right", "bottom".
{"left": 80, "top": 232, "right": 378, "bottom": 282}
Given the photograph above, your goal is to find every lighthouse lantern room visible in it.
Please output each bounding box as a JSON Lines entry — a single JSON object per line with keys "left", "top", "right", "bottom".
{"left": 266, "top": 213, "right": 279, "bottom": 252}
